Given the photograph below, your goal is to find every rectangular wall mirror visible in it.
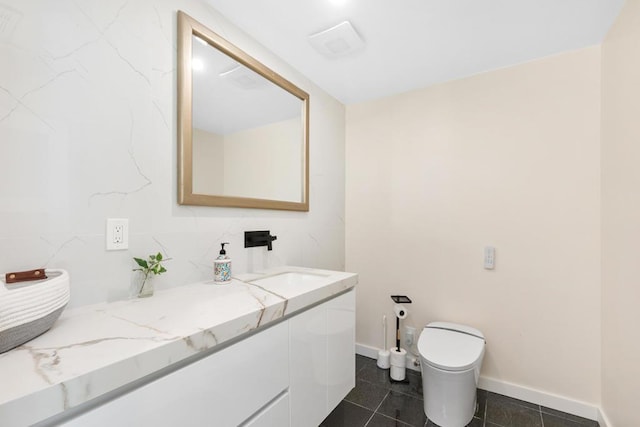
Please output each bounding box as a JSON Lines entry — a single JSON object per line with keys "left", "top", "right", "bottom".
{"left": 177, "top": 11, "right": 309, "bottom": 211}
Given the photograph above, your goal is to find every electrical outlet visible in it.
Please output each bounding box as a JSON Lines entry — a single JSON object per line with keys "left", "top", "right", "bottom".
{"left": 404, "top": 326, "right": 416, "bottom": 347}
{"left": 113, "top": 224, "right": 124, "bottom": 243}
{"left": 106, "top": 218, "right": 128, "bottom": 250}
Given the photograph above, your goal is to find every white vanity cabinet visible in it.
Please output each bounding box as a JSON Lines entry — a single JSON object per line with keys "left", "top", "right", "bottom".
{"left": 46, "top": 289, "right": 355, "bottom": 427}
{"left": 290, "top": 290, "right": 356, "bottom": 427}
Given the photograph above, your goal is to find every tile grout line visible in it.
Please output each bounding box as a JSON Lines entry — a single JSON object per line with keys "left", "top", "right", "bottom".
{"left": 364, "top": 389, "right": 391, "bottom": 426}
{"left": 483, "top": 395, "right": 488, "bottom": 427}
{"left": 343, "top": 399, "right": 376, "bottom": 411}
{"left": 373, "top": 412, "right": 415, "bottom": 427}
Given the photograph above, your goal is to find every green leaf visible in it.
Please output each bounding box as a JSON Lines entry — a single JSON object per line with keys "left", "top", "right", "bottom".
{"left": 156, "top": 252, "right": 163, "bottom": 261}
{"left": 134, "top": 258, "right": 148, "bottom": 268}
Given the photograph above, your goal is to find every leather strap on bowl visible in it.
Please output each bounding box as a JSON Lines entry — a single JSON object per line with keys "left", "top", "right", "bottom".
{"left": 5, "top": 269, "right": 47, "bottom": 284}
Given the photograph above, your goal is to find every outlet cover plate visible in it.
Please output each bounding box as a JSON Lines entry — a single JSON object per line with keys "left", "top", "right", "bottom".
{"left": 106, "top": 218, "right": 128, "bottom": 250}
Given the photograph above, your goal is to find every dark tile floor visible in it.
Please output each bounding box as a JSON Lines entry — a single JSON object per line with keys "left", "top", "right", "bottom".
{"left": 320, "top": 355, "right": 599, "bottom": 427}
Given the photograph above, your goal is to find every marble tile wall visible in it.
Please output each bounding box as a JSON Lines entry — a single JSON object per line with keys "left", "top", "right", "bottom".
{"left": 0, "top": 0, "right": 346, "bottom": 308}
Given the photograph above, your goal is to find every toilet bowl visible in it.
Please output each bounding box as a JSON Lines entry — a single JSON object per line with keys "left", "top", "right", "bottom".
{"left": 417, "top": 322, "right": 485, "bottom": 427}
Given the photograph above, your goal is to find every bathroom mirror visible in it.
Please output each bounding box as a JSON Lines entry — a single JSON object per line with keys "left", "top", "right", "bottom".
{"left": 177, "top": 11, "right": 309, "bottom": 211}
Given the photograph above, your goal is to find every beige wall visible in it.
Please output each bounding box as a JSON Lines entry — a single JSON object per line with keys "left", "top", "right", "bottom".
{"left": 601, "top": 0, "right": 640, "bottom": 425}
{"left": 224, "top": 118, "right": 302, "bottom": 201}
{"left": 193, "top": 127, "right": 225, "bottom": 195}
{"left": 346, "top": 47, "right": 602, "bottom": 404}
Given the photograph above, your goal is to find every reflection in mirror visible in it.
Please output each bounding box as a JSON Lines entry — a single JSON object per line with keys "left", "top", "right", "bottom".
{"left": 178, "top": 11, "right": 309, "bottom": 211}
{"left": 191, "top": 36, "right": 303, "bottom": 202}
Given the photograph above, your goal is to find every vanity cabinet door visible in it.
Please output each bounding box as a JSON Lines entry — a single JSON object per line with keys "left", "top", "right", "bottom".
{"left": 59, "top": 321, "right": 289, "bottom": 427}
{"left": 289, "top": 299, "right": 328, "bottom": 427}
{"left": 289, "top": 289, "right": 356, "bottom": 427}
{"left": 326, "top": 289, "right": 356, "bottom": 411}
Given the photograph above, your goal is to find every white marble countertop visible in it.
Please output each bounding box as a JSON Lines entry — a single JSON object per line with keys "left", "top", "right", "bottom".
{"left": 0, "top": 266, "right": 357, "bottom": 426}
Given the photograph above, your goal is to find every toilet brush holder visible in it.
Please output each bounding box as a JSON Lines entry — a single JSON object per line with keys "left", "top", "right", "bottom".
{"left": 377, "top": 349, "right": 390, "bottom": 369}
{"left": 377, "top": 314, "right": 390, "bottom": 369}
{"left": 389, "top": 347, "right": 407, "bottom": 382}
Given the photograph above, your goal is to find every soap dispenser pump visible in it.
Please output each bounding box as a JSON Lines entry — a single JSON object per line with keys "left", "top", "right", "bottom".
{"left": 214, "top": 242, "right": 231, "bottom": 284}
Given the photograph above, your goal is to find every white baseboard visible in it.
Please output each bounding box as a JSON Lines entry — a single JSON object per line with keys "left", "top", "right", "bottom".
{"left": 356, "top": 342, "right": 421, "bottom": 372}
{"left": 598, "top": 408, "right": 611, "bottom": 427}
{"left": 478, "top": 376, "right": 599, "bottom": 422}
{"left": 356, "top": 343, "right": 601, "bottom": 423}
{"left": 355, "top": 342, "right": 379, "bottom": 359}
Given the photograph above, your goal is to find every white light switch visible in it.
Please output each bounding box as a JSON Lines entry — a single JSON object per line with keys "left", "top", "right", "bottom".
{"left": 484, "top": 246, "right": 495, "bottom": 270}
{"left": 106, "top": 218, "right": 129, "bottom": 250}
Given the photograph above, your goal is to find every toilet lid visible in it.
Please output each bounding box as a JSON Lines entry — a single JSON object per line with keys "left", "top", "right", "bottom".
{"left": 418, "top": 322, "right": 485, "bottom": 372}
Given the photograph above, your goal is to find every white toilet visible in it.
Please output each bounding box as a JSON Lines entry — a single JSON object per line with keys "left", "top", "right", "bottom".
{"left": 417, "top": 322, "right": 485, "bottom": 427}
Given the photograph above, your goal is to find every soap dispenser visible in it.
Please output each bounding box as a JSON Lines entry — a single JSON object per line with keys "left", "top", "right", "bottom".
{"left": 214, "top": 242, "right": 231, "bottom": 284}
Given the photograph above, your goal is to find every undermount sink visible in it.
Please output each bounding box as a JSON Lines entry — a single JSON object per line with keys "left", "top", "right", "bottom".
{"left": 249, "top": 271, "right": 331, "bottom": 295}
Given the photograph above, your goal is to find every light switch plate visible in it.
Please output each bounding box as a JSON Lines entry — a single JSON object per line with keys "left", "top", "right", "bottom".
{"left": 484, "top": 246, "right": 495, "bottom": 270}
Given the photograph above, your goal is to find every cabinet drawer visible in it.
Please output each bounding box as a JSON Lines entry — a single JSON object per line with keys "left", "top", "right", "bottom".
{"left": 241, "top": 392, "right": 289, "bottom": 427}
{"left": 60, "top": 321, "right": 289, "bottom": 427}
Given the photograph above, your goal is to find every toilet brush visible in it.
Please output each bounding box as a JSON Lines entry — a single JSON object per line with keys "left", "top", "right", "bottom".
{"left": 376, "top": 315, "right": 390, "bottom": 369}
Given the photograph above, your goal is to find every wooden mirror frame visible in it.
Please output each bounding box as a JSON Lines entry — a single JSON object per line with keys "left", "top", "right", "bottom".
{"left": 177, "top": 11, "right": 309, "bottom": 211}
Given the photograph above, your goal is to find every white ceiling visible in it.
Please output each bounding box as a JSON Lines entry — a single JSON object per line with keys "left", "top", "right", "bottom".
{"left": 205, "top": 0, "right": 625, "bottom": 105}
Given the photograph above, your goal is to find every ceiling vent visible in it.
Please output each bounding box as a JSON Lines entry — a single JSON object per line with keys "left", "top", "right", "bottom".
{"left": 219, "top": 65, "right": 268, "bottom": 90}
{"left": 308, "top": 21, "right": 364, "bottom": 58}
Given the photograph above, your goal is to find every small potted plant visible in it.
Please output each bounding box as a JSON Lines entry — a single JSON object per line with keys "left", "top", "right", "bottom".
{"left": 132, "top": 252, "right": 170, "bottom": 298}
